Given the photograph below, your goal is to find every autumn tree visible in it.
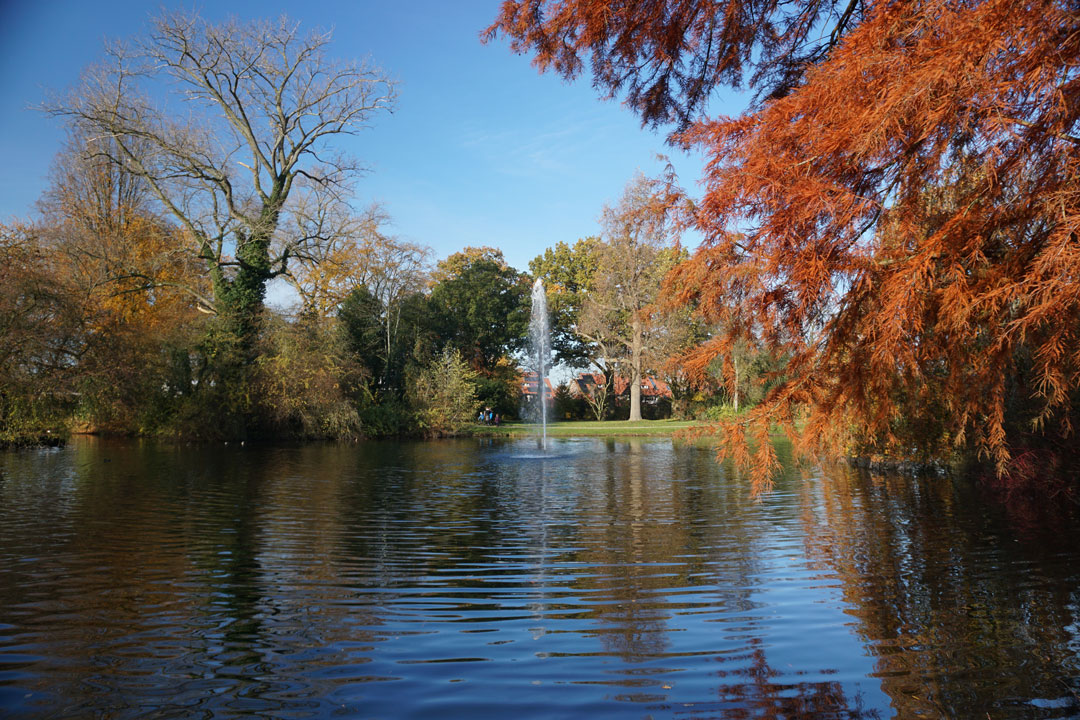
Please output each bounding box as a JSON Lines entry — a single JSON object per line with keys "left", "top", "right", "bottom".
{"left": 407, "top": 348, "right": 479, "bottom": 437}
{"left": 575, "top": 294, "right": 626, "bottom": 418}
{"left": 0, "top": 224, "right": 84, "bottom": 443}
{"left": 285, "top": 201, "right": 387, "bottom": 317}
{"left": 47, "top": 11, "right": 395, "bottom": 421}
{"left": 285, "top": 201, "right": 431, "bottom": 316}
{"left": 581, "top": 172, "right": 681, "bottom": 421}
{"left": 35, "top": 131, "right": 206, "bottom": 433}
{"left": 253, "top": 312, "right": 364, "bottom": 440}
{"left": 490, "top": 0, "right": 1080, "bottom": 490}
{"left": 286, "top": 198, "right": 432, "bottom": 397}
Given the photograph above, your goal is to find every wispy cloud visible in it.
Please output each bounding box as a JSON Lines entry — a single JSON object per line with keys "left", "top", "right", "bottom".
{"left": 459, "top": 109, "right": 624, "bottom": 178}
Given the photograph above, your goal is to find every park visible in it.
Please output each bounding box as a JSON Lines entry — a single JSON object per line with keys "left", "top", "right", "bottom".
{"left": 1, "top": 1, "right": 1078, "bottom": 718}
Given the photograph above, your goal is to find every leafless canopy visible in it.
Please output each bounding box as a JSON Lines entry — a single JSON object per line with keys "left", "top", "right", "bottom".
{"left": 46, "top": 11, "right": 396, "bottom": 313}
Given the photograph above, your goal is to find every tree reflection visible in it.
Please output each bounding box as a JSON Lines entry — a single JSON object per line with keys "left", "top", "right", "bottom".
{"left": 8, "top": 438, "right": 1077, "bottom": 718}
{"left": 799, "top": 465, "right": 1080, "bottom": 718}
{"left": 564, "top": 440, "right": 882, "bottom": 720}
{"left": 709, "top": 639, "right": 882, "bottom": 719}
{"left": 567, "top": 438, "right": 688, "bottom": 661}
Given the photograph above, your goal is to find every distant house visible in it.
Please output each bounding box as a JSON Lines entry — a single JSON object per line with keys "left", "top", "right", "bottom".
{"left": 569, "top": 372, "right": 606, "bottom": 400}
{"left": 520, "top": 371, "right": 556, "bottom": 405}
{"left": 569, "top": 372, "right": 672, "bottom": 404}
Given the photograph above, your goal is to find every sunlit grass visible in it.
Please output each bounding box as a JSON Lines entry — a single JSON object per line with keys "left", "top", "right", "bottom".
{"left": 466, "top": 418, "right": 703, "bottom": 436}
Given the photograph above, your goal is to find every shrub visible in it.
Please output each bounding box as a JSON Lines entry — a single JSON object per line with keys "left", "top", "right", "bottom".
{"left": 473, "top": 364, "right": 522, "bottom": 419}
{"left": 407, "top": 348, "right": 478, "bottom": 436}
{"left": 252, "top": 314, "right": 363, "bottom": 440}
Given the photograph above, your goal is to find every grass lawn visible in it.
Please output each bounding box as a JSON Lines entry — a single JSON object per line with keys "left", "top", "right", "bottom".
{"left": 466, "top": 418, "right": 704, "bottom": 437}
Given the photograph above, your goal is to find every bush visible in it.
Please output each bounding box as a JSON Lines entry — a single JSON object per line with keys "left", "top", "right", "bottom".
{"left": 252, "top": 314, "right": 363, "bottom": 440}
{"left": 407, "top": 348, "right": 478, "bottom": 436}
{"left": 356, "top": 392, "right": 413, "bottom": 437}
{"left": 473, "top": 365, "right": 522, "bottom": 419}
{"left": 702, "top": 403, "right": 744, "bottom": 422}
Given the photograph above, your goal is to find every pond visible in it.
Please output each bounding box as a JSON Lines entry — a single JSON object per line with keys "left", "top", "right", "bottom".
{"left": 1, "top": 436, "right": 1078, "bottom": 718}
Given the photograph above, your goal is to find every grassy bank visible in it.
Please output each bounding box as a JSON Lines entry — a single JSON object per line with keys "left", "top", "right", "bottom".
{"left": 465, "top": 419, "right": 703, "bottom": 437}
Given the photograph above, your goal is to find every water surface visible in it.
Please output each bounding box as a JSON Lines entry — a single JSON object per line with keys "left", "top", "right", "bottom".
{"left": 1, "top": 437, "right": 1078, "bottom": 718}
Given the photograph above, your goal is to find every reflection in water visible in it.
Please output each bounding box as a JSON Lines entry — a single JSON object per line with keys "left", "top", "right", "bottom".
{"left": 800, "top": 467, "right": 1080, "bottom": 719}
{"left": 0, "top": 437, "right": 1077, "bottom": 718}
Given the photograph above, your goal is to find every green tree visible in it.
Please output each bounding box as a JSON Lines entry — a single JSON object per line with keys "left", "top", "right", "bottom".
{"left": 528, "top": 237, "right": 600, "bottom": 368}
{"left": 407, "top": 348, "right": 479, "bottom": 436}
{"left": 337, "top": 284, "right": 439, "bottom": 435}
{"left": 428, "top": 247, "right": 530, "bottom": 373}
{"left": 339, "top": 286, "right": 388, "bottom": 383}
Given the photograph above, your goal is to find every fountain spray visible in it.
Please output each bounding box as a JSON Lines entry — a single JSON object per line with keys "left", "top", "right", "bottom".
{"left": 529, "top": 278, "right": 550, "bottom": 448}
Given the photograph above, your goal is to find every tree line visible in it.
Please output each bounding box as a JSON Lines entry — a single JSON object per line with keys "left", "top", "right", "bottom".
{"left": 1, "top": 156, "right": 742, "bottom": 444}
{"left": 10, "top": 0, "right": 1075, "bottom": 493}
{"left": 1, "top": 11, "right": 758, "bottom": 446}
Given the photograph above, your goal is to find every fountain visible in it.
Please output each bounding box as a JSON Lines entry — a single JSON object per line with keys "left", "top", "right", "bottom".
{"left": 529, "top": 278, "right": 550, "bottom": 447}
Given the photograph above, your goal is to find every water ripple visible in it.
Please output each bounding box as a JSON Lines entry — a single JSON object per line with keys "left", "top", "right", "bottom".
{"left": 0, "top": 437, "right": 1078, "bottom": 718}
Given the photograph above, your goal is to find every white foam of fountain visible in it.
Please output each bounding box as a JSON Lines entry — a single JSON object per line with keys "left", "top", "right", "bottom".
{"left": 529, "top": 278, "right": 550, "bottom": 448}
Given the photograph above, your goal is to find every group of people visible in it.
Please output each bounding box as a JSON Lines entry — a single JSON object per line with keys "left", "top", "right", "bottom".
{"left": 477, "top": 407, "right": 501, "bottom": 426}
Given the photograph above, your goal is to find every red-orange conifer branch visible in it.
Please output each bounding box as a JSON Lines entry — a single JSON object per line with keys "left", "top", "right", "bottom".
{"left": 491, "top": 0, "right": 1080, "bottom": 491}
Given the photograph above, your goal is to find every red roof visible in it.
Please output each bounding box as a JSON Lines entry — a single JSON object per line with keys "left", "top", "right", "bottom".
{"left": 570, "top": 373, "right": 672, "bottom": 398}
{"left": 521, "top": 371, "right": 556, "bottom": 398}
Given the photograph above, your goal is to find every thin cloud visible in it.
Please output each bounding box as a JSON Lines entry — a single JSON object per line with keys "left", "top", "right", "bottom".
{"left": 460, "top": 109, "right": 619, "bottom": 178}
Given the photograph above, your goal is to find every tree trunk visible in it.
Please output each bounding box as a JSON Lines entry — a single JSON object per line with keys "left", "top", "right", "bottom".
{"left": 201, "top": 225, "right": 275, "bottom": 435}
{"left": 214, "top": 196, "right": 282, "bottom": 354}
{"left": 629, "top": 316, "right": 643, "bottom": 421}
{"left": 214, "top": 232, "right": 271, "bottom": 352}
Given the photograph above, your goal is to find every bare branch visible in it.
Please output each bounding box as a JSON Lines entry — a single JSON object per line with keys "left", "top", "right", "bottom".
{"left": 42, "top": 10, "right": 395, "bottom": 317}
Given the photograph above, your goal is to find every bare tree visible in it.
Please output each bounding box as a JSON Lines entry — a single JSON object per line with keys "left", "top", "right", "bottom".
{"left": 45, "top": 11, "right": 396, "bottom": 353}
{"left": 575, "top": 367, "right": 612, "bottom": 422}
{"left": 284, "top": 198, "right": 387, "bottom": 316}
{"left": 363, "top": 236, "right": 431, "bottom": 375}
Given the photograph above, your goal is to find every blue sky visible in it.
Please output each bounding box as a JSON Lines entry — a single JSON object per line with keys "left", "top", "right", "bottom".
{"left": 0, "top": 1, "right": 740, "bottom": 277}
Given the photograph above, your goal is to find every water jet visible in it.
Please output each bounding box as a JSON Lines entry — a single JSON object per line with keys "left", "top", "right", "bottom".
{"left": 529, "top": 278, "right": 550, "bottom": 448}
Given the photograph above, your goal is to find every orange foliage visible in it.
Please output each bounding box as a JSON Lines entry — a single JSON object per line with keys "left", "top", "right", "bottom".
{"left": 491, "top": 0, "right": 1080, "bottom": 491}
{"left": 287, "top": 204, "right": 429, "bottom": 318}
{"left": 43, "top": 147, "right": 204, "bottom": 337}
{"left": 34, "top": 133, "right": 208, "bottom": 430}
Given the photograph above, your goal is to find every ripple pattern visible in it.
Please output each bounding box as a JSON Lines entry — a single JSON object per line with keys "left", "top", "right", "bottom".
{"left": 1, "top": 437, "right": 1078, "bottom": 718}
